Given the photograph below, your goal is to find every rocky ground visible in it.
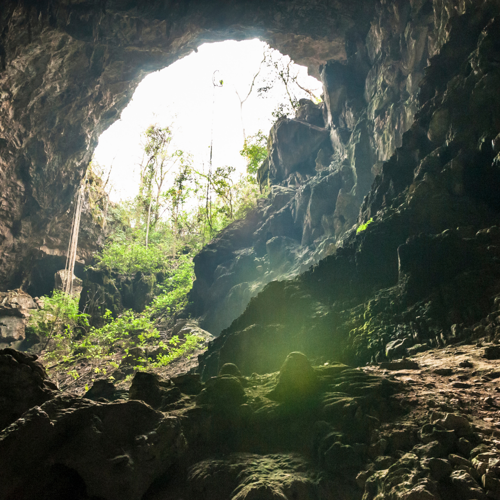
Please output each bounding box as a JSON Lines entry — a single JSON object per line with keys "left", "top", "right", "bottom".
{"left": 3, "top": 336, "right": 500, "bottom": 499}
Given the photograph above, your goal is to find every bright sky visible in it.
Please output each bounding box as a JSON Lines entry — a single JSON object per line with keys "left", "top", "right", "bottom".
{"left": 94, "top": 39, "right": 322, "bottom": 201}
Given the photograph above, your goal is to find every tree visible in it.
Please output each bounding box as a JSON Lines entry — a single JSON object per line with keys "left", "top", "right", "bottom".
{"left": 240, "top": 130, "right": 268, "bottom": 178}
{"left": 234, "top": 54, "right": 266, "bottom": 142}
{"left": 257, "top": 45, "right": 321, "bottom": 119}
{"left": 138, "top": 125, "right": 186, "bottom": 247}
{"left": 163, "top": 161, "right": 194, "bottom": 256}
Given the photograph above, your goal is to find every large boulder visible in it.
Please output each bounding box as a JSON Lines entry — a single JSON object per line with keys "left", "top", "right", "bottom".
{"left": 0, "top": 348, "right": 57, "bottom": 431}
{"left": 0, "top": 397, "right": 187, "bottom": 500}
{"left": 268, "top": 118, "right": 330, "bottom": 183}
{"left": 0, "top": 290, "right": 38, "bottom": 345}
{"left": 268, "top": 352, "right": 319, "bottom": 402}
{"left": 80, "top": 268, "right": 158, "bottom": 326}
{"left": 54, "top": 269, "right": 83, "bottom": 296}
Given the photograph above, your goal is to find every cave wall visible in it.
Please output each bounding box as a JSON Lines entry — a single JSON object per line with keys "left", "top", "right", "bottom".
{"left": 0, "top": 0, "right": 496, "bottom": 331}
{"left": 188, "top": 0, "right": 494, "bottom": 334}
{"left": 198, "top": 0, "right": 500, "bottom": 378}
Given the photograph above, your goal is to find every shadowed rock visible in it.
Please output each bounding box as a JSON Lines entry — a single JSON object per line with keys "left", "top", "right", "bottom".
{"left": 0, "top": 348, "right": 57, "bottom": 431}
{"left": 268, "top": 352, "right": 319, "bottom": 402}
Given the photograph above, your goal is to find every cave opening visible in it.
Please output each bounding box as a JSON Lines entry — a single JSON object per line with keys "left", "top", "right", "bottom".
{"left": 3, "top": 2, "right": 500, "bottom": 500}
{"left": 93, "top": 39, "right": 323, "bottom": 202}
{"left": 1, "top": 0, "right": 358, "bottom": 291}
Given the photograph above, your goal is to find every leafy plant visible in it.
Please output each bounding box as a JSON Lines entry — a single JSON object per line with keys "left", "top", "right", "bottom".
{"left": 240, "top": 130, "right": 268, "bottom": 177}
{"left": 149, "top": 333, "right": 205, "bottom": 368}
{"left": 356, "top": 218, "right": 374, "bottom": 234}
{"left": 146, "top": 254, "right": 195, "bottom": 321}
{"left": 28, "top": 291, "right": 89, "bottom": 356}
{"left": 86, "top": 309, "right": 159, "bottom": 351}
{"left": 94, "top": 236, "right": 173, "bottom": 275}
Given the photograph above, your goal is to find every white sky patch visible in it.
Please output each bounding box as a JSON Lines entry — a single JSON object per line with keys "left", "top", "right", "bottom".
{"left": 94, "top": 39, "right": 323, "bottom": 201}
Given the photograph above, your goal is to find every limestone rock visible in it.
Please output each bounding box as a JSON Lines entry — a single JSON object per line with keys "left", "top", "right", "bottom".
{"left": 0, "top": 290, "right": 37, "bottom": 344}
{"left": 379, "top": 360, "right": 420, "bottom": 370}
{"left": 0, "top": 348, "right": 57, "bottom": 431}
{"left": 80, "top": 269, "right": 158, "bottom": 326}
{"left": 483, "top": 346, "right": 500, "bottom": 360}
{"left": 268, "top": 352, "right": 319, "bottom": 402}
{"left": 129, "top": 372, "right": 181, "bottom": 410}
{"left": 187, "top": 453, "right": 320, "bottom": 500}
{"left": 197, "top": 375, "right": 247, "bottom": 408}
{"left": 0, "top": 397, "right": 187, "bottom": 500}
{"left": 268, "top": 118, "right": 330, "bottom": 183}
{"left": 295, "top": 99, "right": 325, "bottom": 128}
{"left": 171, "top": 373, "right": 203, "bottom": 395}
{"left": 428, "top": 457, "right": 453, "bottom": 480}
{"left": 54, "top": 269, "right": 83, "bottom": 296}
{"left": 219, "top": 362, "right": 243, "bottom": 377}
{"left": 323, "top": 442, "right": 362, "bottom": 472}
{"left": 84, "top": 379, "right": 121, "bottom": 401}
{"left": 450, "top": 470, "right": 487, "bottom": 500}
{"left": 437, "top": 414, "right": 471, "bottom": 434}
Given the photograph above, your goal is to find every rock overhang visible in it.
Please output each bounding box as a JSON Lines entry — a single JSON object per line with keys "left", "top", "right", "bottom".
{"left": 0, "top": 0, "right": 369, "bottom": 290}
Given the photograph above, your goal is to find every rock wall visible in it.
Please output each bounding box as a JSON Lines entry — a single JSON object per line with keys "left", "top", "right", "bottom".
{"left": 189, "top": 0, "right": 495, "bottom": 335}
{"left": 79, "top": 267, "right": 159, "bottom": 327}
{"left": 24, "top": 193, "right": 105, "bottom": 298}
{"left": 198, "top": 0, "right": 500, "bottom": 378}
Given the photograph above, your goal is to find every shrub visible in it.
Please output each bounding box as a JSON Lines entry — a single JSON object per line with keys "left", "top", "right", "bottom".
{"left": 28, "top": 290, "right": 89, "bottom": 356}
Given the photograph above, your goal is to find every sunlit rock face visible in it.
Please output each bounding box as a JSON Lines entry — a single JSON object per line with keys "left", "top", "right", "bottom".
{"left": 189, "top": 0, "right": 491, "bottom": 334}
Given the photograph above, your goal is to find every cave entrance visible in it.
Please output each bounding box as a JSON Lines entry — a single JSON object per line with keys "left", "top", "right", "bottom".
{"left": 26, "top": 40, "right": 323, "bottom": 299}
{"left": 1, "top": 0, "right": 364, "bottom": 292}
{"left": 93, "top": 39, "right": 323, "bottom": 202}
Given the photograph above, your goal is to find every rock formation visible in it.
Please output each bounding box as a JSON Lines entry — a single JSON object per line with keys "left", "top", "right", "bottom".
{"left": 189, "top": 0, "right": 494, "bottom": 334}
{"left": 198, "top": 2, "right": 500, "bottom": 376}
{"left": 1, "top": 0, "right": 500, "bottom": 499}
{"left": 80, "top": 267, "right": 160, "bottom": 326}
{"left": 0, "top": 289, "right": 38, "bottom": 347}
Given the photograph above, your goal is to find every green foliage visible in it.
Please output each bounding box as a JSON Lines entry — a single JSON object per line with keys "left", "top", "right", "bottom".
{"left": 28, "top": 291, "right": 89, "bottom": 357}
{"left": 147, "top": 254, "right": 194, "bottom": 320}
{"left": 87, "top": 309, "right": 159, "bottom": 349}
{"left": 95, "top": 120, "right": 269, "bottom": 278}
{"left": 43, "top": 119, "right": 274, "bottom": 384}
{"left": 94, "top": 235, "right": 173, "bottom": 275}
{"left": 149, "top": 334, "right": 204, "bottom": 368}
{"left": 240, "top": 131, "right": 268, "bottom": 176}
{"left": 356, "top": 218, "right": 374, "bottom": 234}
